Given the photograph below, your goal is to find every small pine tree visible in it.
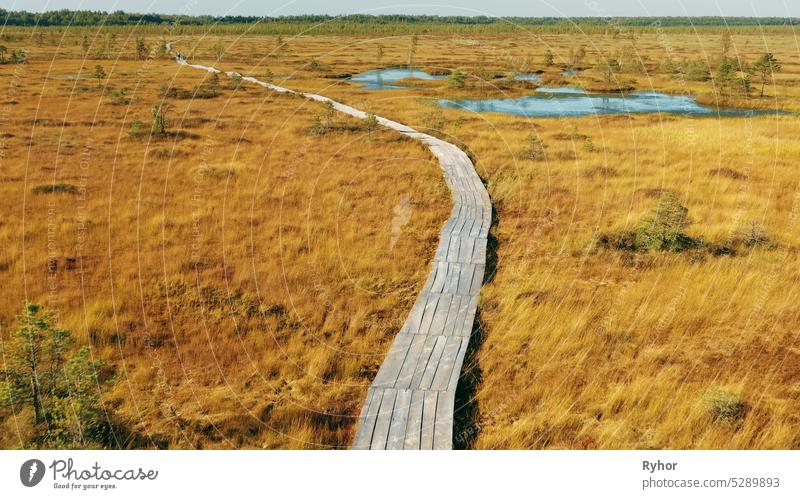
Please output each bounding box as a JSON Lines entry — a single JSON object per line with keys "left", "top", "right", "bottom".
{"left": 525, "top": 133, "right": 545, "bottom": 160}
{"left": 721, "top": 30, "right": 733, "bottom": 56}
{"left": 323, "top": 100, "right": 335, "bottom": 128}
{"left": 716, "top": 56, "right": 739, "bottom": 96}
{"left": 135, "top": 38, "right": 149, "bottom": 60}
{"left": 212, "top": 43, "right": 224, "bottom": 61}
{"left": 447, "top": 70, "right": 466, "bottom": 89}
{"left": 275, "top": 35, "right": 286, "bottom": 56}
{"left": 91, "top": 64, "right": 106, "bottom": 89}
{"left": 11, "top": 49, "right": 27, "bottom": 64}
{"left": 543, "top": 49, "right": 555, "bottom": 67}
{"left": 634, "top": 191, "right": 696, "bottom": 251}
{"left": 228, "top": 72, "right": 243, "bottom": 89}
{"left": 150, "top": 104, "right": 168, "bottom": 135}
{"left": 363, "top": 112, "right": 378, "bottom": 141}
{"left": 307, "top": 58, "right": 321, "bottom": 71}
{"left": 0, "top": 304, "right": 117, "bottom": 448}
{"left": 749, "top": 53, "right": 781, "bottom": 97}
{"left": 0, "top": 304, "right": 69, "bottom": 425}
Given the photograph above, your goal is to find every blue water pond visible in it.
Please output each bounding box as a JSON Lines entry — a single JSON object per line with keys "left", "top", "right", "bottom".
{"left": 438, "top": 89, "right": 769, "bottom": 118}
{"left": 347, "top": 68, "right": 445, "bottom": 89}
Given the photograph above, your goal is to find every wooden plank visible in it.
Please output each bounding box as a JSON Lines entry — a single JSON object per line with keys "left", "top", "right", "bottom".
{"left": 430, "top": 262, "right": 448, "bottom": 294}
{"left": 409, "top": 335, "right": 441, "bottom": 389}
{"left": 443, "top": 263, "right": 461, "bottom": 295}
{"left": 458, "top": 235, "right": 475, "bottom": 263}
{"left": 418, "top": 336, "right": 447, "bottom": 390}
{"left": 442, "top": 294, "right": 463, "bottom": 337}
{"left": 370, "top": 389, "right": 397, "bottom": 450}
{"left": 395, "top": 334, "right": 428, "bottom": 389}
{"left": 386, "top": 389, "right": 412, "bottom": 450}
{"left": 420, "top": 391, "right": 438, "bottom": 450}
{"left": 457, "top": 264, "right": 476, "bottom": 296}
{"left": 428, "top": 294, "right": 452, "bottom": 336}
{"left": 399, "top": 294, "right": 427, "bottom": 335}
{"left": 472, "top": 238, "right": 487, "bottom": 264}
{"left": 448, "top": 338, "right": 471, "bottom": 392}
{"left": 403, "top": 390, "right": 425, "bottom": 450}
{"left": 431, "top": 336, "right": 464, "bottom": 391}
{"left": 470, "top": 264, "right": 486, "bottom": 295}
{"left": 433, "top": 392, "right": 454, "bottom": 450}
{"left": 416, "top": 294, "right": 441, "bottom": 336}
{"left": 459, "top": 294, "right": 480, "bottom": 337}
{"left": 372, "top": 334, "right": 414, "bottom": 388}
{"left": 352, "top": 388, "right": 383, "bottom": 450}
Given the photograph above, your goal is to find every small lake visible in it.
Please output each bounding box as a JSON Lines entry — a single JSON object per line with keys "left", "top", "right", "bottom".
{"left": 438, "top": 89, "right": 770, "bottom": 118}
{"left": 347, "top": 68, "right": 445, "bottom": 89}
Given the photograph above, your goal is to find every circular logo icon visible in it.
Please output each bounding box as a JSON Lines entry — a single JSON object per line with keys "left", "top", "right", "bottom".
{"left": 20, "top": 459, "right": 45, "bottom": 487}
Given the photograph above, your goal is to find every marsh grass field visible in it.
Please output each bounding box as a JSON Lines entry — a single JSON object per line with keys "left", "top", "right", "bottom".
{"left": 1, "top": 16, "right": 799, "bottom": 449}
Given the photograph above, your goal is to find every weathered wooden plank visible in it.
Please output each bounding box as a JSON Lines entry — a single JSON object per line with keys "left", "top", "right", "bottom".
{"left": 442, "top": 294, "right": 463, "bottom": 337}
{"left": 470, "top": 264, "right": 486, "bottom": 295}
{"left": 370, "top": 389, "right": 398, "bottom": 450}
{"left": 409, "top": 335, "right": 441, "bottom": 389}
{"left": 457, "top": 264, "right": 476, "bottom": 296}
{"left": 418, "top": 336, "right": 447, "bottom": 390}
{"left": 420, "top": 391, "right": 438, "bottom": 450}
{"left": 430, "top": 262, "right": 448, "bottom": 294}
{"left": 428, "top": 294, "right": 452, "bottom": 335}
{"left": 431, "top": 336, "right": 464, "bottom": 391}
{"left": 352, "top": 388, "right": 382, "bottom": 450}
{"left": 433, "top": 392, "right": 454, "bottom": 450}
{"left": 395, "top": 334, "right": 427, "bottom": 389}
{"left": 416, "top": 294, "right": 441, "bottom": 336}
{"left": 472, "top": 238, "right": 487, "bottom": 265}
{"left": 459, "top": 295, "right": 480, "bottom": 337}
{"left": 448, "top": 337, "right": 472, "bottom": 392}
{"left": 443, "top": 263, "right": 461, "bottom": 295}
{"left": 372, "top": 334, "right": 414, "bottom": 388}
{"left": 403, "top": 390, "right": 425, "bottom": 450}
{"left": 386, "top": 389, "right": 412, "bottom": 450}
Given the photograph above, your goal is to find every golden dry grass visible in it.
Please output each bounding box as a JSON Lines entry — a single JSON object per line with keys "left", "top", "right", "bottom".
{"left": 0, "top": 31, "right": 449, "bottom": 448}
{"left": 2, "top": 25, "right": 800, "bottom": 449}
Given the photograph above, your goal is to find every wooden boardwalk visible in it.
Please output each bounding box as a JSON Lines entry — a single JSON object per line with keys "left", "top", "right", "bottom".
{"left": 169, "top": 47, "right": 491, "bottom": 450}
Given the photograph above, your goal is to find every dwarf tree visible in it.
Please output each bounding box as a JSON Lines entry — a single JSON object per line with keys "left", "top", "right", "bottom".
{"left": 91, "top": 64, "right": 106, "bottom": 89}
{"left": 750, "top": 53, "right": 781, "bottom": 97}
{"left": 0, "top": 304, "right": 116, "bottom": 448}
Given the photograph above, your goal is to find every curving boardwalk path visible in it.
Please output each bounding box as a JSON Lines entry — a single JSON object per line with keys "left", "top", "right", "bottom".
{"left": 168, "top": 46, "right": 491, "bottom": 449}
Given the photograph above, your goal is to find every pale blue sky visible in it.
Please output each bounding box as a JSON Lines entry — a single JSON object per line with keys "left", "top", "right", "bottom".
{"left": 4, "top": 0, "right": 798, "bottom": 17}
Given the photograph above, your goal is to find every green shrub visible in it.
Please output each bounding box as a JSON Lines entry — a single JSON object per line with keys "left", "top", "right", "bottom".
{"left": 704, "top": 389, "right": 747, "bottom": 426}
{"left": 447, "top": 70, "right": 466, "bottom": 89}
{"left": 0, "top": 304, "right": 119, "bottom": 448}
{"left": 633, "top": 191, "right": 697, "bottom": 251}
{"left": 598, "top": 191, "right": 698, "bottom": 252}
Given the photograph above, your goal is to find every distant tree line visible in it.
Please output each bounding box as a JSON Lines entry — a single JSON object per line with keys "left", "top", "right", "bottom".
{"left": 1, "top": 10, "right": 797, "bottom": 27}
